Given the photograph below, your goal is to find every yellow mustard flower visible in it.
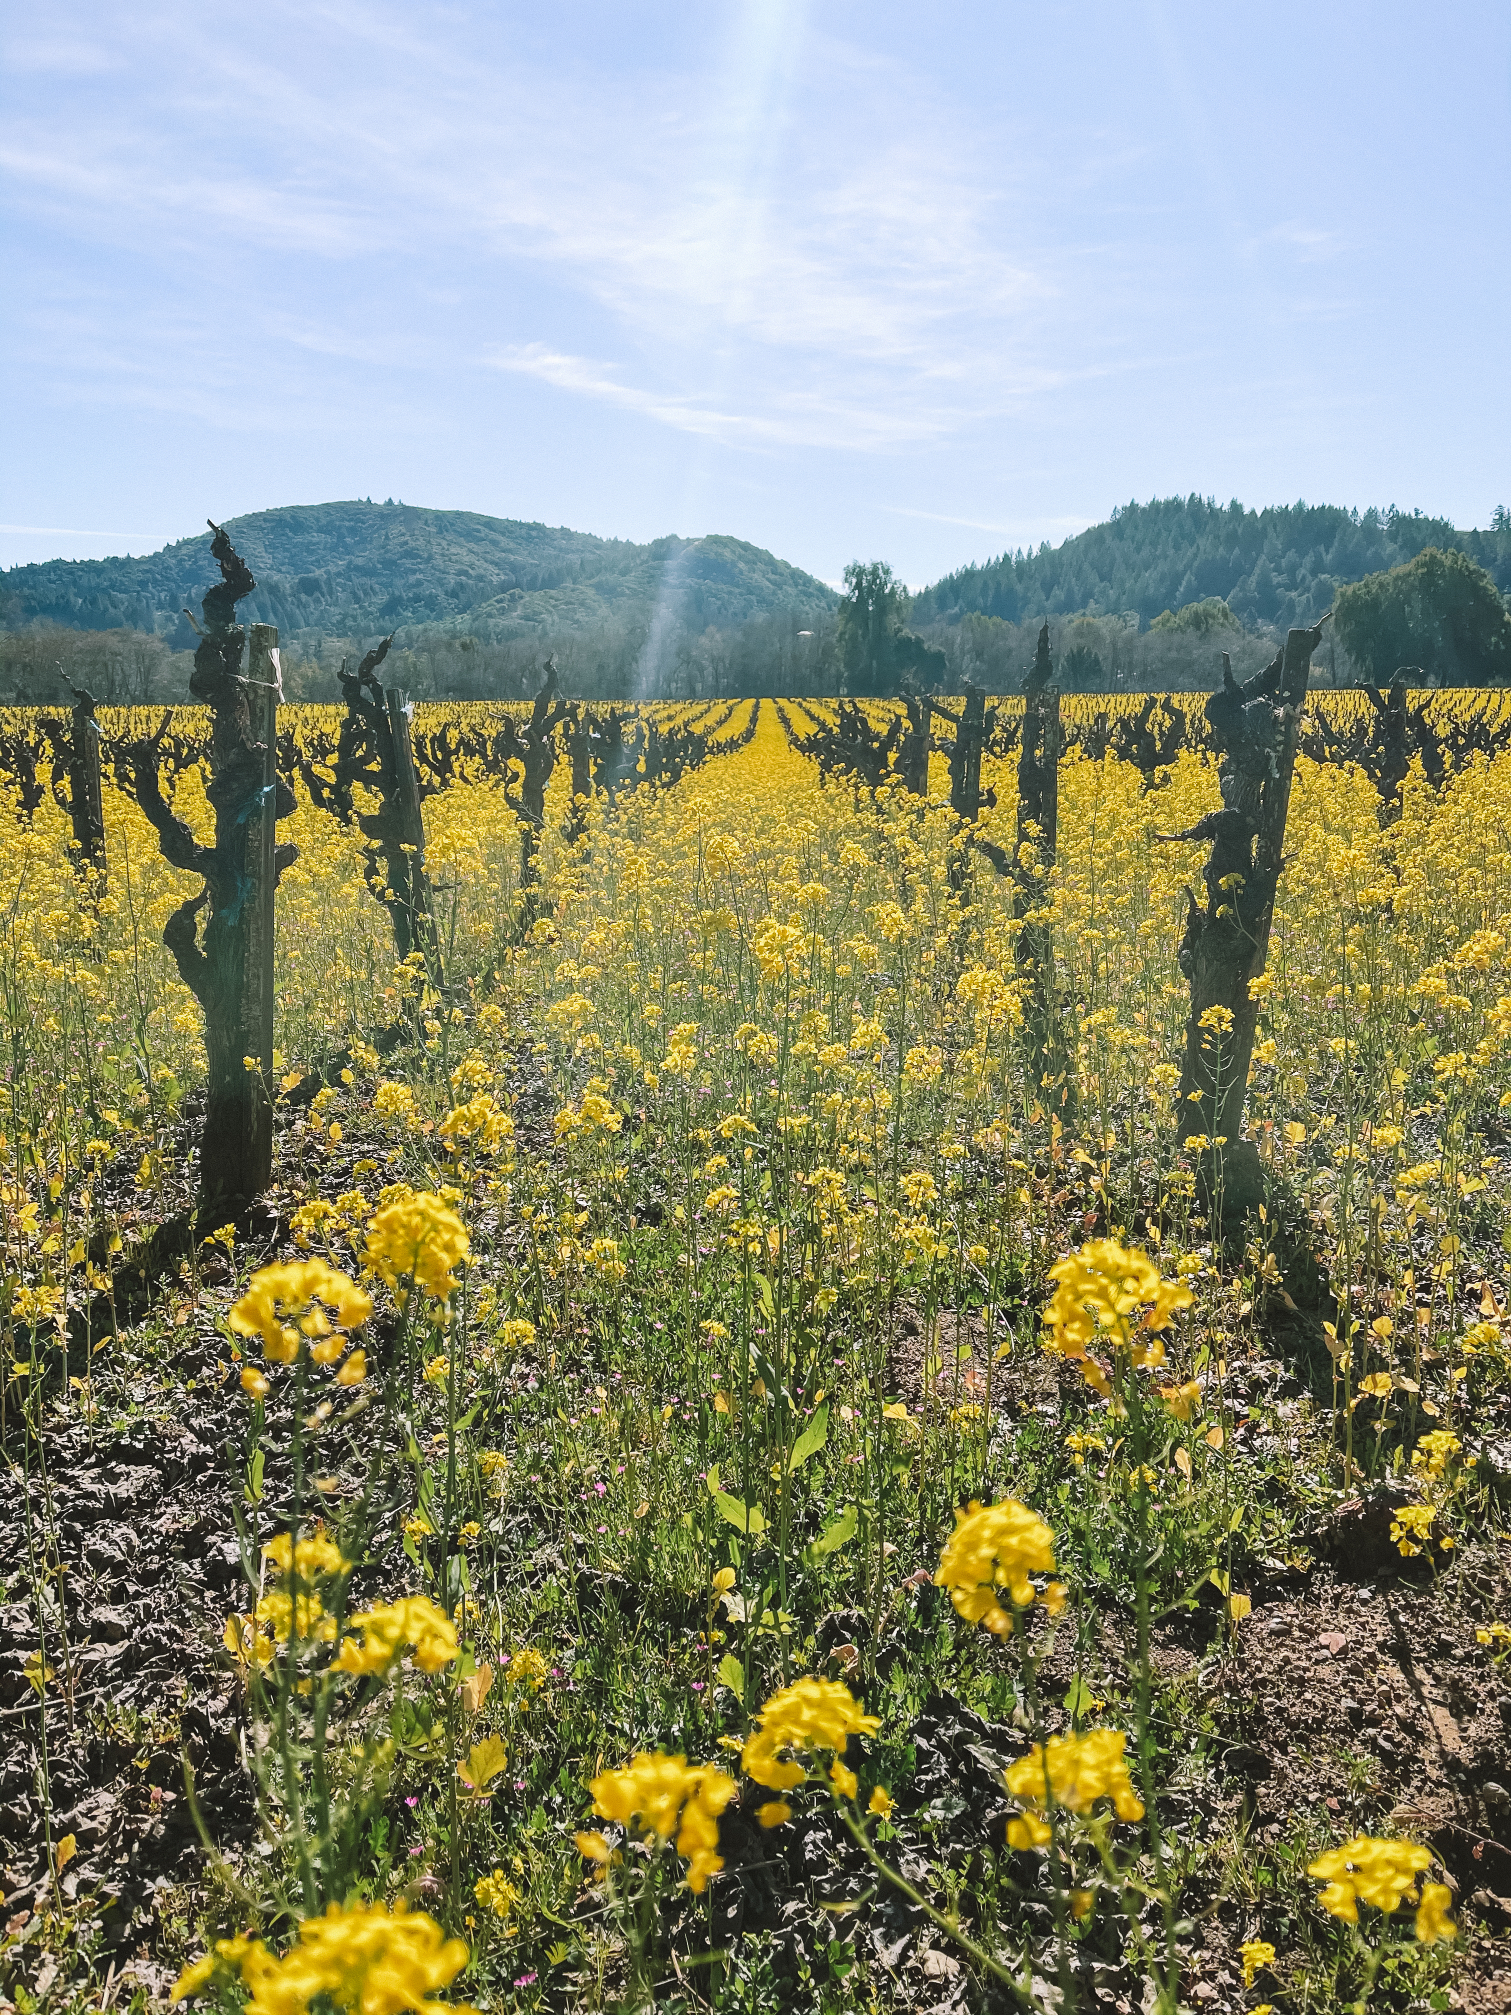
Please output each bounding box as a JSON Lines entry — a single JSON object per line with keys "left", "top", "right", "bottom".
{"left": 1004, "top": 1729, "right": 1144, "bottom": 1848}
{"left": 229, "top": 1258, "right": 372, "bottom": 1366}
{"left": 742, "top": 1676, "right": 881, "bottom": 1793}
{"left": 934, "top": 1498, "right": 1062, "bottom": 1636}
{"left": 334, "top": 1595, "right": 459, "bottom": 1677}
{"left": 1041, "top": 1238, "right": 1193, "bottom": 1397}
{"left": 172, "top": 1899, "right": 471, "bottom": 2014}
{"left": 586, "top": 1753, "right": 737, "bottom": 1893}
{"left": 365, "top": 1191, "right": 470, "bottom": 1304}
{"left": 1239, "top": 1938, "right": 1274, "bottom": 1987}
{"left": 1307, "top": 1834, "right": 1432, "bottom": 1923}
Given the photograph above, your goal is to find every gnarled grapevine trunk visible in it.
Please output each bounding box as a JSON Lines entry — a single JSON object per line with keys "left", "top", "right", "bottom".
{"left": 1165, "top": 621, "right": 1328, "bottom": 1201}
{"left": 53, "top": 677, "right": 106, "bottom": 872}
{"left": 505, "top": 661, "right": 568, "bottom": 898}
{"left": 129, "top": 526, "right": 298, "bottom": 1218}
{"left": 1014, "top": 625, "right": 1068, "bottom": 1101}
{"left": 331, "top": 637, "right": 443, "bottom": 986}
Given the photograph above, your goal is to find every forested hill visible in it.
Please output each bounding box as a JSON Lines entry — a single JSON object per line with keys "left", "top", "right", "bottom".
{"left": 913, "top": 497, "right": 1511, "bottom": 632}
{"left": 0, "top": 501, "right": 837, "bottom": 646}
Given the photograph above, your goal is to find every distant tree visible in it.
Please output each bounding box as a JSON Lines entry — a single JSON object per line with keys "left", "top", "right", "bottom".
{"left": 1335, "top": 546, "right": 1511, "bottom": 686}
{"left": 1061, "top": 644, "right": 1106, "bottom": 690}
{"left": 836, "top": 561, "right": 945, "bottom": 694}
{"left": 1148, "top": 596, "right": 1239, "bottom": 637}
{"left": 837, "top": 561, "right": 908, "bottom": 694}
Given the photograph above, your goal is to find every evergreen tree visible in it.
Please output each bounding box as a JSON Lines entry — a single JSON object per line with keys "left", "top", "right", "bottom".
{"left": 1335, "top": 547, "right": 1511, "bottom": 686}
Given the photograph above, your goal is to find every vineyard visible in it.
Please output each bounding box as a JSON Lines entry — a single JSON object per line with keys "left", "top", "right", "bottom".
{"left": 2, "top": 564, "right": 1510, "bottom": 2015}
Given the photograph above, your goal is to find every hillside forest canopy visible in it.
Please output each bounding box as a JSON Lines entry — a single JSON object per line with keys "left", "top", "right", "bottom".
{"left": 0, "top": 495, "right": 1507, "bottom": 706}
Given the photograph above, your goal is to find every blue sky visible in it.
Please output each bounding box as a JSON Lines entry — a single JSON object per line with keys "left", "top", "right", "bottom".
{"left": 2, "top": 1, "right": 1507, "bottom": 584}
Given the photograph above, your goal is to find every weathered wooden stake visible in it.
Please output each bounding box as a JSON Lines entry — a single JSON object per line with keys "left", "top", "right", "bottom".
{"left": 328, "top": 640, "right": 443, "bottom": 991}
{"left": 504, "top": 660, "right": 569, "bottom": 905}
{"left": 69, "top": 690, "right": 106, "bottom": 870}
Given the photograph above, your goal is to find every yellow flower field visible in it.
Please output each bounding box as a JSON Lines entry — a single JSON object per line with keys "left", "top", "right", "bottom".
{"left": 1, "top": 692, "right": 1504, "bottom": 2014}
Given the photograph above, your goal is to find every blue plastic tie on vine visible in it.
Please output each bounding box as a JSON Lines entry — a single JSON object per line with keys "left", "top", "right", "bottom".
{"left": 232, "top": 782, "right": 276, "bottom": 831}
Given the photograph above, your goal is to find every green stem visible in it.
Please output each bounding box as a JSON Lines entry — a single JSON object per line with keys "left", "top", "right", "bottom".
{"left": 836, "top": 1809, "right": 1032, "bottom": 2007}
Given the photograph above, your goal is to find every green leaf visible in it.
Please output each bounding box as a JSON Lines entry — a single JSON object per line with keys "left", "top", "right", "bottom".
{"left": 716, "top": 1653, "right": 745, "bottom": 1702}
{"left": 243, "top": 1447, "right": 265, "bottom": 1506}
{"left": 706, "top": 1465, "right": 766, "bottom": 1535}
{"left": 753, "top": 1272, "right": 775, "bottom": 1319}
{"left": 458, "top": 1734, "right": 510, "bottom": 1791}
{"left": 1063, "top": 1676, "right": 1095, "bottom": 1719}
{"left": 786, "top": 1402, "right": 830, "bottom": 1474}
{"left": 803, "top": 1503, "right": 857, "bottom": 1565}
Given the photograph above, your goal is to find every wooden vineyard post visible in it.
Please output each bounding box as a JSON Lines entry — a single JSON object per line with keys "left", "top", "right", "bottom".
{"left": 908, "top": 681, "right": 995, "bottom": 892}
{"left": 50, "top": 676, "right": 107, "bottom": 874}
{"left": 383, "top": 685, "right": 442, "bottom": 986}
{"left": 952, "top": 684, "right": 990, "bottom": 823}
{"left": 243, "top": 624, "right": 281, "bottom": 1175}
{"left": 1163, "top": 620, "right": 1329, "bottom": 1213}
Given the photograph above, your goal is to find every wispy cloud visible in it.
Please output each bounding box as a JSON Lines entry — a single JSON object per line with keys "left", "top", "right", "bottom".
{"left": 1250, "top": 220, "right": 1343, "bottom": 267}
{"left": 7, "top": 0, "right": 1481, "bottom": 576}
{"left": 490, "top": 345, "right": 975, "bottom": 452}
{"left": 0, "top": 1, "right": 1092, "bottom": 455}
{"left": 883, "top": 505, "right": 1099, "bottom": 544}
{"left": 490, "top": 344, "right": 790, "bottom": 445}
{"left": 0, "top": 523, "right": 174, "bottom": 540}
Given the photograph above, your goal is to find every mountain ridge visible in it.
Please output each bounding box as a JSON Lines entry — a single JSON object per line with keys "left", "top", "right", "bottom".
{"left": 0, "top": 500, "right": 838, "bottom": 646}
{"left": 5, "top": 495, "right": 1507, "bottom": 657}
{"left": 912, "top": 495, "right": 1510, "bottom": 636}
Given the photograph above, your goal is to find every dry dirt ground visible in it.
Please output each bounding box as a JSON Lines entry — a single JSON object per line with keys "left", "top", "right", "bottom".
{"left": 0, "top": 1294, "right": 1506, "bottom": 2012}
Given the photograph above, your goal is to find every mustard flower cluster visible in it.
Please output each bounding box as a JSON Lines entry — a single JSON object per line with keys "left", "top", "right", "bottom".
{"left": 472, "top": 1870, "right": 519, "bottom": 1921}
{"left": 741, "top": 1677, "right": 881, "bottom": 1825}
{"left": 1239, "top": 1939, "right": 1275, "bottom": 1988}
{"left": 263, "top": 1530, "right": 349, "bottom": 1582}
{"left": 172, "top": 1900, "right": 473, "bottom": 2015}
{"left": 552, "top": 1080, "right": 623, "bottom": 1141}
{"left": 1004, "top": 1730, "right": 1145, "bottom": 1848}
{"left": 229, "top": 1258, "right": 372, "bottom": 1396}
{"left": 438, "top": 1093, "right": 514, "bottom": 1155}
{"left": 364, "top": 1189, "right": 470, "bottom": 1303}
{"left": 1307, "top": 1835, "right": 1455, "bottom": 1943}
{"left": 222, "top": 1528, "right": 350, "bottom": 1670}
{"left": 579, "top": 1753, "right": 737, "bottom": 1893}
{"left": 333, "top": 1595, "right": 460, "bottom": 1677}
{"left": 934, "top": 1498, "right": 1064, "bottom": 1636}
{"left": 1041, "top": 1237, "right": 1193, "bottom": 1397}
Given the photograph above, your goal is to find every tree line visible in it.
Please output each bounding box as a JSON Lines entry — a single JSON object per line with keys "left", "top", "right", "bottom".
{"left": 2, "top": 534, "right": 1506, "bottom": 704}
{"left": 912, "top": 495, "right": 1511, "bottom": 636}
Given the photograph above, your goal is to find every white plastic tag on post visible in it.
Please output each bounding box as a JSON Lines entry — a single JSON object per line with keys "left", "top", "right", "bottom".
{"left": 269, "top": 646, "right": 284, "bottom": 702}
